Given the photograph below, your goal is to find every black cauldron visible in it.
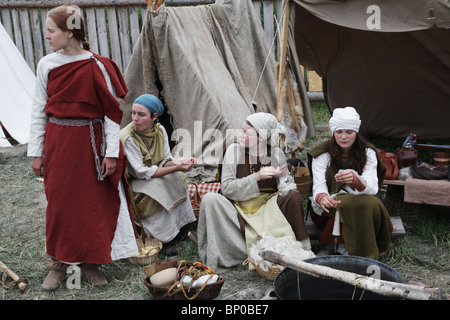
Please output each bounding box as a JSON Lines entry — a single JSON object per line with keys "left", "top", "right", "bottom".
{"left": 273, "top": 255, "right": 403, "bottom": 300}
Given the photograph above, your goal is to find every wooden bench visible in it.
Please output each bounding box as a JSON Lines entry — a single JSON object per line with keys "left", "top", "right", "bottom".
{"left": 303, "top": 180, "right": 408, "bottom": 240}
{"left": 383, "top": 179, "right": 405, "bottom": 186}
{"left": 305, "top": 216, "right": 406, "bottom": 241}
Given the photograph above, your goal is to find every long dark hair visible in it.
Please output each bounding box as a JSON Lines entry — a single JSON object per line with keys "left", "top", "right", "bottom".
{"left": 47, "top": 5, "right": 90, "bottom": 50}
{"left": 328, "top": 133, "right": 368, "bottom": 175}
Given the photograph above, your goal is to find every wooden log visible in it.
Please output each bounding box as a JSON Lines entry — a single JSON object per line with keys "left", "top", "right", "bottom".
{"left": 41, "top": 8, "right": 52, "bottom": 54}
{"left": 259, "top": 250, "right": 446, "bottom": 300}
{"left": 10, "top": 7, "right": 24, "bottom": 54}
{"left": 30, "top": 8, "right": 46, "bottom": 61}
{"left": 118, "top": 7, "right": 132, "bottom": 67}
{"left": 96, "top": 8, "right": 110, "bottom": 58}
{"left": 188, "top": 231, "right": 198, "bottom": 243}
{"left": 107, "top": 7, "right": 122, "bottom": 70}
{"left": 0, "top": 0, "right": 215, "bottom": 9}
{"left": 0, "top": 260, "right": 28, "bottom": 291}
{"left": 86, "top": 8, "right": 99, "bottom": 54}
{"left": 19, "top": 8, "right": 36, "bottom": 71}
{"left": 129, "top": 6, "right": 141, "bottom": 49}
{"left": 0, "top": 0, "right": 147, "bottom": 9}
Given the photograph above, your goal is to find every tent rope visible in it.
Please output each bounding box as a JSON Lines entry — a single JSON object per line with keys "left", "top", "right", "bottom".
{"left": 252, "top": 2, "right": 288, "bottom": 103}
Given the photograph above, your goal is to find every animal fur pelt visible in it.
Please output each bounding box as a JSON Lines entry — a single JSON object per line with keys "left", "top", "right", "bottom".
{"left": 276, "top": 61, "right": 308, "bottom": 154}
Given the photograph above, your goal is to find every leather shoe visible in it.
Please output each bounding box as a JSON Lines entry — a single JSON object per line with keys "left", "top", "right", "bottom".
{"left": 81, "top": 263, "right": 108, "bottom": 286}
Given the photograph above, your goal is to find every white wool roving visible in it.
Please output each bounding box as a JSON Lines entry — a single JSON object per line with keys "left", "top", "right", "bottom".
{"left": 277, "top": 174, "right": 297, "bottom": 198}
{"left": 249, "top": 233, "right": 315, "bottom": 271}
{"left": 178, "top": 274, "right": 219, "bottom": 288}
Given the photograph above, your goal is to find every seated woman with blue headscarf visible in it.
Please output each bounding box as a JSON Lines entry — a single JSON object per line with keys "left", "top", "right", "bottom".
{"left": 120, "top": 94, "right": 197, "bottom": 255}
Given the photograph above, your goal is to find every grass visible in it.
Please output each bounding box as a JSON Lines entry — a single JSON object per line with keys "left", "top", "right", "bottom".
{"left": 414, "top": 211, "right": 450, "bottom": 246}
{"left": 309, "top": 102, "right": 330, "bottom": 125}
{"left": 0, "top": 102, "right": 448, "bottom": 300}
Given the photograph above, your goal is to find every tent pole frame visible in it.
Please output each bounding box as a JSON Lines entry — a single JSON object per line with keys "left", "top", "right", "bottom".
{"left": 276, "top": 0, "right": 291, "bottom": 122}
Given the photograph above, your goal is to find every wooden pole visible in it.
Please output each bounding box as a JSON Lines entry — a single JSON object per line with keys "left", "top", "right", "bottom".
{"left": 276, "top": 0, "right": 291, "bottom": 123}
{"left": 260, "top": 250, "right": 445, "bottom": 300}
{"left": 0, "top": 260, "right": 28, "bottom": 291}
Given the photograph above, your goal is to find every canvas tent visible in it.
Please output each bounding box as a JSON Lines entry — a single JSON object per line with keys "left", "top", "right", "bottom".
{"left": 285, "top": 0, "right": 450, "bottom": 139}
{"left": 0, "top": 22, "right": 35, "bottom": 147}
{"left": 121, "top": 0, "right": 314, "bottom": 178}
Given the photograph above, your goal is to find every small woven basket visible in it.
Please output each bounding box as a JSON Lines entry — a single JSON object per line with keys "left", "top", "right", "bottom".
{"left": 144, "top": 261, "right": 224, "bottom": 300}
{"left": 144, "top": 276, "right": 225, "bottom": 300}
{"left": 128, "top": 182, "right": 162, "bottom": 265}
{"left": 129, "top": 238, "right": 162, "bottom": 265}
{"left": 244, "top": 258, "right": 282, "bottom": 281}
{"left": 294, "top": 167, "right": 312, "bottom": 195}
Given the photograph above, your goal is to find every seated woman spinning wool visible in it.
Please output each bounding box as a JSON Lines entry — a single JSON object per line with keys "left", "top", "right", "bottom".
{"left": 307, "top": 107, "right": 393, "bottom": 258}
{"left": 197, "top": 112, "right": 310, "bottom": 272}
{"left": 120, "top": 94, "right": 197, "bottom": 256}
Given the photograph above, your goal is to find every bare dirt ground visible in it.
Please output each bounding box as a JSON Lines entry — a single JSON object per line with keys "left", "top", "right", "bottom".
{"left": 0, "top": 144, "right": 449, "bottom": 301}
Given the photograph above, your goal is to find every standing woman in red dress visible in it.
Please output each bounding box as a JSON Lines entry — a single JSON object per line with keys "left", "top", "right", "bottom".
{"left": 27, "top": 5, "right": 139, "bottom": 290}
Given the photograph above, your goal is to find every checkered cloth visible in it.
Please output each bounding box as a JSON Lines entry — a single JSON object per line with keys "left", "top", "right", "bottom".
{"left": 188, "top": 182, "right": 221, "bottom": 199}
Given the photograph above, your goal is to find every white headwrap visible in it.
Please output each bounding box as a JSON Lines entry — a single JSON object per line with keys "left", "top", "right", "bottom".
{"left": 246, "top": 112, "right": 285, "bottom": 145}
{"left": 329, "top": 107, "right": 361, "bottom": 133}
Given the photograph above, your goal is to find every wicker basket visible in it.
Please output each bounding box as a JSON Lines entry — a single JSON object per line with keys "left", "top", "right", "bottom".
{"left": 244, "top": 258, "right": 282, "bottom": 281}
{"left": 294, "top": 167, "right": 312, "bottom": 195}
{"left": 144, "top": 276, "right": 225, "bottom": 300}
{"left": 129, "top": 237, "right": 162, "bottom": 265}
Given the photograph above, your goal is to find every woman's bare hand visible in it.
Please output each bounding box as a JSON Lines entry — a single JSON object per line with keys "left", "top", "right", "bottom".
{"left": 32, "top": 157, "right": 44, "bottom": 176}
{"left": 334, "top": 170, "right": 355, "bottom": 184}
{"left": 102, "top": 157, "right": 117, "bottom": 178}
{"left": 256, "top": 166, "right": 277, "bottom": 181}
{"left": 273, "top": 165, "right": 287, "bottom": 179}
{"left": 174, "top": 157, "right": 196, "bottom": 172}
{"left": 319, "top": 194, "right": 341, "bottom": 213}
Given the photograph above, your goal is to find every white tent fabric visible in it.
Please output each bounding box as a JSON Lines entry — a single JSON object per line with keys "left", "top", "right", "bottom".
{"left": 0, "top": 22, "right": 35, "bottom": 147}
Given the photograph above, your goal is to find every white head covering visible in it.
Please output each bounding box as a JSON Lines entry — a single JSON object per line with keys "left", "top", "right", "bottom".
{"left": 329, "top": 107, "right": 361, "bottom": 133}
{"left": 246, "top": 112, "right": 285, "bottom": 144}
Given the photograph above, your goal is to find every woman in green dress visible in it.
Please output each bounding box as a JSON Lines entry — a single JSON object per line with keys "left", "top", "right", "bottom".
{"left": 308, "top": 107, "right": 393, "bottom": 259}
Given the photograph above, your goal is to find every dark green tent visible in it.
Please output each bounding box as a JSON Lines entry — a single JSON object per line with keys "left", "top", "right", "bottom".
{"left": 286, "top": 0, "right": 450, "bottom": 138}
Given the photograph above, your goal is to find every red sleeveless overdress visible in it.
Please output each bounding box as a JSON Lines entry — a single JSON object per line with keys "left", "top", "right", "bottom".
{"left": 43, "top": 53, "right": 134, "bottom": 264}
